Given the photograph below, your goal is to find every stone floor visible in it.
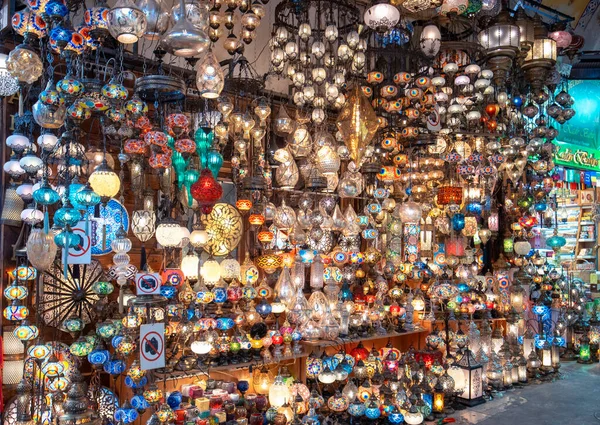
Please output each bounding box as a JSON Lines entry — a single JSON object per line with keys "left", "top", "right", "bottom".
{"left": 445, "top": 362, "right": 600, "bottom": 425}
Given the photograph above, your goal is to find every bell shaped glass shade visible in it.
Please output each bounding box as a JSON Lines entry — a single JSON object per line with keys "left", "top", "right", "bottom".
{"left": 196, "top": 49, "right": 224, "bottom": 99}
{"left": 107, "top": 0, "right": 147, "bottom": 44}
{"left": 160, "top": 0, "right": 209, "bottom": 58}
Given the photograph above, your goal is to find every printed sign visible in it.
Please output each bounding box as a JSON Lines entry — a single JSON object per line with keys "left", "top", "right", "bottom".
{"left": 135, "top": 273, "right": 162, "bottom": 295}
{"left": 68, "top": 221, "right": 92, "bottom": 264}
{"left": 140, "top": 323, "right": 165, "bottom": 370}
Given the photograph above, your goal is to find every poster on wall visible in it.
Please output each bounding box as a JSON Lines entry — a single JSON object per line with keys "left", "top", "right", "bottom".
{"left": 554, "top": 80, "right": 600, "bottom": 171}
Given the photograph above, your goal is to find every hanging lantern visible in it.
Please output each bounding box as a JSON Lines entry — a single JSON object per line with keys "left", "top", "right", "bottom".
{"left": 420, "top": 24, "right": 441, "bottom": 57}
{"left": 89, "top": 160, "right": 121, "bottom": 199}
{"left": 107, "top": 0, "right": 147, "bottom": 43}
{"left": 160, "top": 0, "right": 209, "bottom": 57}
{"left": 190, "top": 169, "right": 222, "bottom": 214}
{"left": 336, "top": 85, "right": 379, "bottom": 166}
{"left": 196, "top": 49, "right": 224, "bottom": 99}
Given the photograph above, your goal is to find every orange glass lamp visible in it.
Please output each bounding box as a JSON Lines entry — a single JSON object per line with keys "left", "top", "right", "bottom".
{"left": 433, "top": 382, "right": 445, "bottom": 415}
{"left": 236, "top": 198, "right": 253, "bottom": 214}
{"left": 256, "top": 252, "right": 282, "bottom": 274}
{"left": 248, "top": 213, "right": 265, "bottom": 227}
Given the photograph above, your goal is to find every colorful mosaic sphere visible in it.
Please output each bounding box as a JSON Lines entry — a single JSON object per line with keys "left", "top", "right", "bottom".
{"left": 102, "top": 81, "right": 128, "bottom": 101}
{"left": 12, "top": 10, "right": 47, "bottom": 38}
{"left": 57, "top": 76, "right": 84, "bottom": 96}
{"left": 124, "top": 139, "right": 146, "bottom": 154}
{"left": 84, "top": 6, "right": 109, "bottom": 30}
{"left": 124, "top": 98, "right": 147, "bottom": 117}
{"left": 3, "top": 304, "right": 29, "bottom": 320}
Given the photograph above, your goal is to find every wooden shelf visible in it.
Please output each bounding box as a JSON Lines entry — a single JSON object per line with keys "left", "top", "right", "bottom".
{"left": 156, "top": 353, "right": 310, "bottom": 381}
{"left": 301, "top": 328, "right": 428, "bottom": 347}
{"left": 425, "top": 318, "right": 506, "bottom": 324}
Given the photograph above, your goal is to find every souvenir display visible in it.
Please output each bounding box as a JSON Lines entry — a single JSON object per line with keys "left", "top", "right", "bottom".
{"left": 2, "top": 0, "right": 598, "bottom": 424}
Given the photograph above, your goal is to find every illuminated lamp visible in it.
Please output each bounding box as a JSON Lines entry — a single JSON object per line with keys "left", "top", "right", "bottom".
{"left": 88, "top": 160, "right": 120, "bottom": 199}
{"left": 350, "top": 342, "right": 369, "bottom": 362}
{"left": 449, "top": 349, "right": 485, "bottom": 406}
{"left": 257, "top": 229, "right": 274, "bottom": 246}
{"left": 256, "top": 253, "right": 282, "bottom": 274}
{"left": 235, "top": 198, "right": 253, "bottom": 213}
{"left": 437, "top": 185, "right": 462, "bottom": 205}
{"left": 249, "top": 213, "right": 265, "bottom": 227}
{"left": 190, "top": 169, "right": 222, "bottom": 214}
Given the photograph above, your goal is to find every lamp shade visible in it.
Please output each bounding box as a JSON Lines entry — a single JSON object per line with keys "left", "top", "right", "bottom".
{"left": 132, "top": 210, "right": 156, "bottom": 243}
{"left": 513, "top": 239, "right": 532, "bottom": 256}
{"left": 420, "top": 24, "right": 441, "bottom": 57}
{"left": 155, "top": 219, "right": 184, "bottom": 247}
{"left": 478, "top": 23, "right": 520, "bottom": 51}
{"left": 89, "top": 160, "right": 121, "bottom": 198}
{"left": 181, "top": 253, "right": 199, "bottom": 280}
{"left": 364, "top": 2, "right": 400, "bottom": 33}
{"left": 196, "top": 49, "right": 224, "bottom": 99}
{"left": 108, "top": 0, "right": 147, "bottom": 43}
{"left": 269, "top": 376, "right": 290, "bottom": 408}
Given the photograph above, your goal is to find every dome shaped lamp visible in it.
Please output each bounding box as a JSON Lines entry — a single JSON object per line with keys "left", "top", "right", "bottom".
{"left": 155, "top": 218, "right": 184, "bottom": 248}
{"left": 107, "top": 0, "right": 147, "bottom": 43}
{"left": 88, "top": 159, "right": 121, "bottom": 200}
{"left": 364, "top": 1, "right": 400, "bottom": 34}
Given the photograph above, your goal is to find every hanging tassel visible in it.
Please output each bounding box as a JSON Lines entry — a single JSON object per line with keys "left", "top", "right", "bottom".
{"left": 102, "top": 222, "right": 107, "bottom": 251}
{"left": 85, "top": 212, "right": 90, "bottom": 235}
{"left": 43, "top": 208, "right": 49, "bottom": 234}
{"left": 140, "top": 244, "right": 147, "bottom": 271}
{"left": 63, "top": 232, "right": 69, "bottom": 280}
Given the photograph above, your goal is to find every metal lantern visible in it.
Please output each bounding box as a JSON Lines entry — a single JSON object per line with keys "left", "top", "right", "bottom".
{"left": 522, "top": 15, "right": 557, "bottom": 90}
{"left": 450, "top": 349, "right": 485, "bottom": 406}
{"left": 478, "top": 11, "right": 520, "bottom": 87}
{"left": 107, "top": 0, "right": 147, "bottom": 43}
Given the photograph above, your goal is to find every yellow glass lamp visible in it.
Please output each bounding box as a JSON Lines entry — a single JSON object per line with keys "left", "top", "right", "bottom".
{"left": 336, "top": 85, "right": 379, "bottom": 166}
{"left": 88, "top": 159, "right": 120, "bottom": 199}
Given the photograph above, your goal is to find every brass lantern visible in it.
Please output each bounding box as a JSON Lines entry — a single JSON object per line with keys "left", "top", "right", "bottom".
{"left": 522, "top": 15, "right": 557, "bottom": 91}
{"left": 478, "top": 11, "right": 520, "bottom": 87}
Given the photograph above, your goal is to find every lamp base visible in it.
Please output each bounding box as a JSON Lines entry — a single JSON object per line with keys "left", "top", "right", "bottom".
{"left": 457, "top": 396, "right": 486, "bottom": 407}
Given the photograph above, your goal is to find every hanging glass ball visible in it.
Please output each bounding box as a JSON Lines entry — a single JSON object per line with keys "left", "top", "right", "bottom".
{"left": 451, "top": 213, "right": 466, "bottom": 231}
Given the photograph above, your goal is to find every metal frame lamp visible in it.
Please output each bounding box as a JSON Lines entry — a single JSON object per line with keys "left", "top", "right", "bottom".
{"left": 452, "top": 349, "right": 485, "bottom": 407}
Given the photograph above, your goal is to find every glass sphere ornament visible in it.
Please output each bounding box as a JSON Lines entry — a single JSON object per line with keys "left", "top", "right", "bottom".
{"left": 108, "top": 0, "right": 147, "bottom": 43}
{"left": 32, "top": 95, "right": 66, "bottom": 129}
{"left": 6, "top": 44, "right": 43, "bottom": 85}
{"left": 396, "top": 201, "right": 422, "bottom": 223}
{"left": 89, "top": 160, "right": 121, "bottom": 198}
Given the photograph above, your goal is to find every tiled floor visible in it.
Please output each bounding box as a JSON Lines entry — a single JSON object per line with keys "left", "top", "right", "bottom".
{"left": 442, "top": 362, "right": 600, "bottom": 425}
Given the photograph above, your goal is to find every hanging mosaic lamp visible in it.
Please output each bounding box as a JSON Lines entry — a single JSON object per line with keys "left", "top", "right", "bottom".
{"left": 191, "top": 169, "right": 222, "bottom": 214}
